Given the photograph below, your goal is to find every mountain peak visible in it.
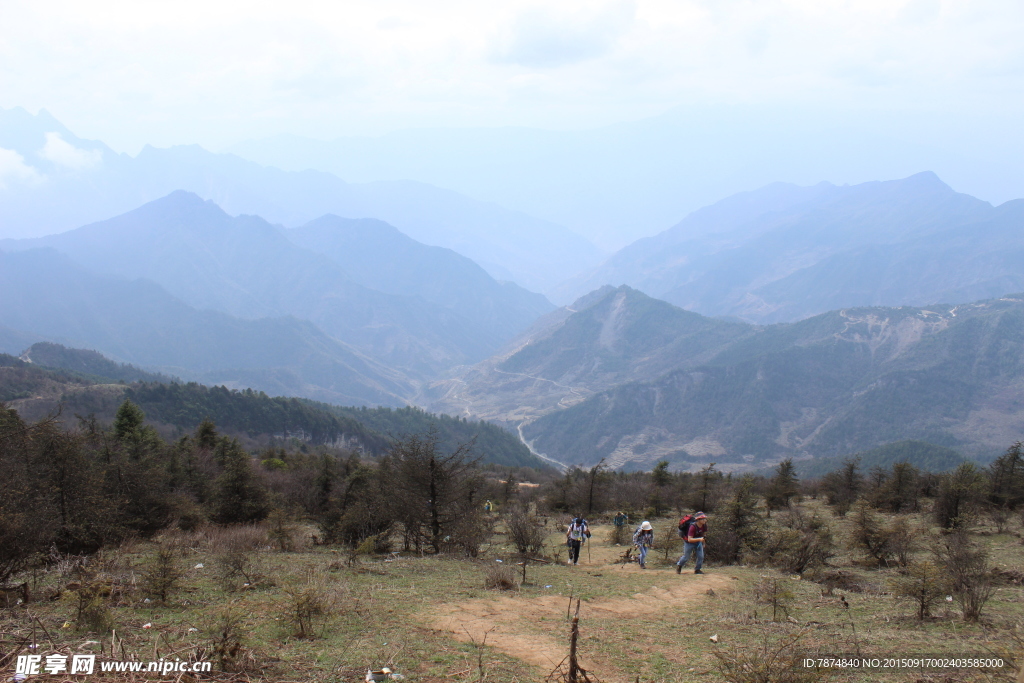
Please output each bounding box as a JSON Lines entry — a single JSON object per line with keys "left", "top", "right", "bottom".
{"left": 893, "top": 171, "right": 951, "bottom": 192}
{"left": 137, "top": 190, "right": 230, "bottom": 219}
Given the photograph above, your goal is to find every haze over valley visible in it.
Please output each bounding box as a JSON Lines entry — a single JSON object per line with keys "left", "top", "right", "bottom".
{"left": 2, "top": 106, "right": 1024, "bottom": 473}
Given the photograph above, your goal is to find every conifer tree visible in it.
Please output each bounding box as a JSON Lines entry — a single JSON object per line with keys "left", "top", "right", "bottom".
{"left": 988, "top": 442, "right": 1024, "bottom": 509}
{"left": 211, "top": 439, "right": 270, "bottom": 524}
{"left": 934, "top": 462, "right": 986, "bottom": 529}
{"left": 822, "top": 457, "right": 862, "bottom": 516}
{"left": 113, "top": 399, "right": 146, "bottom": 440}
{"left": 765, "top": 458, "right": 799, "bottom": 515}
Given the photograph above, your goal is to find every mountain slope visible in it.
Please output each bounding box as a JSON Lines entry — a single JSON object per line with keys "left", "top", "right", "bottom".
{"left": 21, "top": 342, "right": 172, "bottom": 383}
{"left": 0, "top": 248, "right": 414, "bottom": 406}
{"left": 520, "top": 295, "right": 1024, "bottom": 470}
{"left": 427, "top": 286, "right": 753, "bottom": 427}
{"left": 0, "top": 348, "right": 546, "bottom": 469}
{"left": 554, "top": 173, "right": 1024, "bottom": 321}
{"left": 792, "top": 441, "right": 968, "bottom": 479}
{"left": 287, "top": 214, "right": 552, "bottom": 344}
{"left": 2, "top": 192, "right": 551, "bottom": 377}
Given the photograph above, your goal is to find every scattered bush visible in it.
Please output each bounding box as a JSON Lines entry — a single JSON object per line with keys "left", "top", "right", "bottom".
{"left": 483, "top": 563, "right": 519, "bottom": 591}
{"left": 215, "top": 548, "right": 269, "bottom": 591}
{"left": 849, "top": 501, "right": 896, "bottom": 567}
{"left": 887, "top": 516, "right": 918, "bottom": 568}
{"left": 933, "top": 529, "right": 994, "bottom": 622}
{"left": 281, "top": 573, "right": 340, "bottom": 639}
{"left": 655, "top": 521, "right": 684, "bottom": 565}
{"left": 266, "top": 507, "right": 301, "bottom": 552}
{"left": 814, "top": 570, "right": 866, "bottom": 595}
{"left": 140, "top": 543, "right": 183, "bottom": 605}
{"left": 821, "top": 458, "right": 862, "bottom": 517}
{"left": 758, "top": 509, "right": 835, "bottom": 574}
{"left": 712, "top": 627, "right": 830, "bottom": 683}
{"left": 607, "top": 522, "right": 629, "bottom": 546}
{"left": 505, "top": 503, "right": 545, "bottom": 555}
{"left": 74, "top": 580, "right": 114, "bottom": 632}
{"left": 933, "top": 462, "right": 986, "bottom": 529}
{"left": 205, "top": 607, "right": 247, "bottom": 672}
{"left": 205, "top": 524, "right": 269, "bottom": 554}
{"left": 889, "top": 560, "right": 951, "bottom": 619}
{"left": 986, "top": 504, "right": 1012, "bottom": 534}
{"left": 707, "top": 476, "right": 763, "bottom": 565}
{"left": 765, "top": 459, "right": 800, "bottom": 514}
{"left": 753, "top": 576, "right": 794, "bottom": 622}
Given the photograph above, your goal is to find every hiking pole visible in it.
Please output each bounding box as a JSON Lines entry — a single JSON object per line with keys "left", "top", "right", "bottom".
{"left": 587, "top": 538, "right": 591, "bottom": 565}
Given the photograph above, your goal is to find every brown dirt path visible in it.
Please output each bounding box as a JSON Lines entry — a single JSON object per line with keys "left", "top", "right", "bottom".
{"left": 426, "top": 529, "right": 735, "bottom": 676}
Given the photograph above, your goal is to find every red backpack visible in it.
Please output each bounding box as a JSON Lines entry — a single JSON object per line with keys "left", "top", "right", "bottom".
{"left": 677, "top": 514, "right": 694, "bottom": 539}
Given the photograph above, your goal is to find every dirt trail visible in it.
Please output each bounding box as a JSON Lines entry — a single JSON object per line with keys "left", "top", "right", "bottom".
{"left": 427, "top": 536, "right": 735, "bottom": 675}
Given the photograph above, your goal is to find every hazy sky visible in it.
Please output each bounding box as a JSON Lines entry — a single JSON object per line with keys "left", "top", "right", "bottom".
{"left": 3, "top": 0, "right": 1023, "bottom": 154}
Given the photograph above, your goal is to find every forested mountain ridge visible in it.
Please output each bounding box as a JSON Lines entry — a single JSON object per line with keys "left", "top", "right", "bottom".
{"left": 554, "top": 173, "right": 1024, "bottom": 322}
{"left": 522, "top": 294, "right": 1024, "bottom": 470}
{"left": 1, "top": 191, "right": 553, "bottom": 378}
{"left": 0, "top": 348, "right": 544, "bottom": 468}
{"left": 789, "top": 440, "right": 969, "bottom": 478}
{"left": 429, "top": 283, "right": 1024, "bottom": 471}
{"left": 427, "top": 285, "right": 756, "bottom": 427}
{"left": 21, "top": 342, "right": 172, "bottom": 384}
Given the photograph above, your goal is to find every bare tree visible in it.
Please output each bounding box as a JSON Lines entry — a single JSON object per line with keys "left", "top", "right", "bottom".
{"left": 386, "top": 431, "right": 485, "bottom": 555}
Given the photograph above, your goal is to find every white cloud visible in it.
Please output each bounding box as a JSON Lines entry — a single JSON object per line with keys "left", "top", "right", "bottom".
{"left": 0, "top": 0, "right": 1021, "bottom": 150}
{"left": 38, "top": 132, "right": 102, "bottom": 170}
{"left": 490, "top": 1, "right": 637, "bottom": 68}
{"left": 0, "top": 147, "right": 41, "bottom": 188}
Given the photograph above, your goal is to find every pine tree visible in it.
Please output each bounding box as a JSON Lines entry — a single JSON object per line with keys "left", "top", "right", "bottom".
{"left": 765, "top": 458, "right": 799, "bottom": 515}
{"left": 890, "top": 560, "right": 950, "bottom": 619}
{"left": 988, "top": 442, "right": 1024, "bottom": 509}
{"left": 113, "top": 400, "right": 145, "bottom": 440}
{"left": 934, "top": 462, "right": 986, "bottom": 529}
{"left": 878, "top": 461, "right": 920, "bottom": 512}
{"left": 822, "top": 457, "right": 862, "bottom": 516}
{"left": 211, "top": 440, "right": 270, "bottom": 524}
{"left": 195, "top": 418, "right": 218, "bottom": 450}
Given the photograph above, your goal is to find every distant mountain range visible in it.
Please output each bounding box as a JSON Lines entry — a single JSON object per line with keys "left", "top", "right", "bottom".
{"left": 1, "top": 191, "right": 552, "bottom": 381}
{"left": 0, "top": 106, "right": 604, "bottom": 293}
{"left": 224, "top": 104, "right": 1024, "bottom": 252}
{"left": 5, "top": 106, "right": 1024, "bottom": 473}
{"left": 555, "top": 173, "right": 1024, "bottom": 319}
{"left": 0, "top": 246, "right": 414, "bottom": 406}
{"left": 431, "top": 285, "right": 1024, "bottom": 471}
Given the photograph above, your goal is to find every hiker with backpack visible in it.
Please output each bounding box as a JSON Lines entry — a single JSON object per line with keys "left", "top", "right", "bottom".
{"left": 613, "top": 511, "right": 628, "bottom": 529}
{"left": 633, "top": 521, "right": 654, "bottom": 569}
{"left": 675, "top": 512, "right": 708, "bottom": 574}
{"left": 566, "top": 516, "right": 590, "bottom": 565}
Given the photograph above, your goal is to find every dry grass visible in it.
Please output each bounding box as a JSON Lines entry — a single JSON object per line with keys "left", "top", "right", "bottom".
{"left": 0, "top": 504, "right": 1021, "bottom": 682}
{"left": 483, "top": 563, "right": 520, "bottom": 591}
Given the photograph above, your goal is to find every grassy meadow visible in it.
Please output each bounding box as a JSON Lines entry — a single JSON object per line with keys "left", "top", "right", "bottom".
{"left": 2, "top": 499, "right": 1023, "bottom": 683}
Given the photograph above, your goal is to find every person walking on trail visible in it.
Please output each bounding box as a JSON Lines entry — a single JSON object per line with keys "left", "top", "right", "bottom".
{"left": 613, "top": 511, "right": 628, "bottom": 529}
{"left": 675, "top": 512, "right": 708, "bottom": 574}
{"left": 566, "top": 516, "right": 590, "bottom": 565}
{"left": 633, "top": 521, "right": 654, "bottom": 569}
